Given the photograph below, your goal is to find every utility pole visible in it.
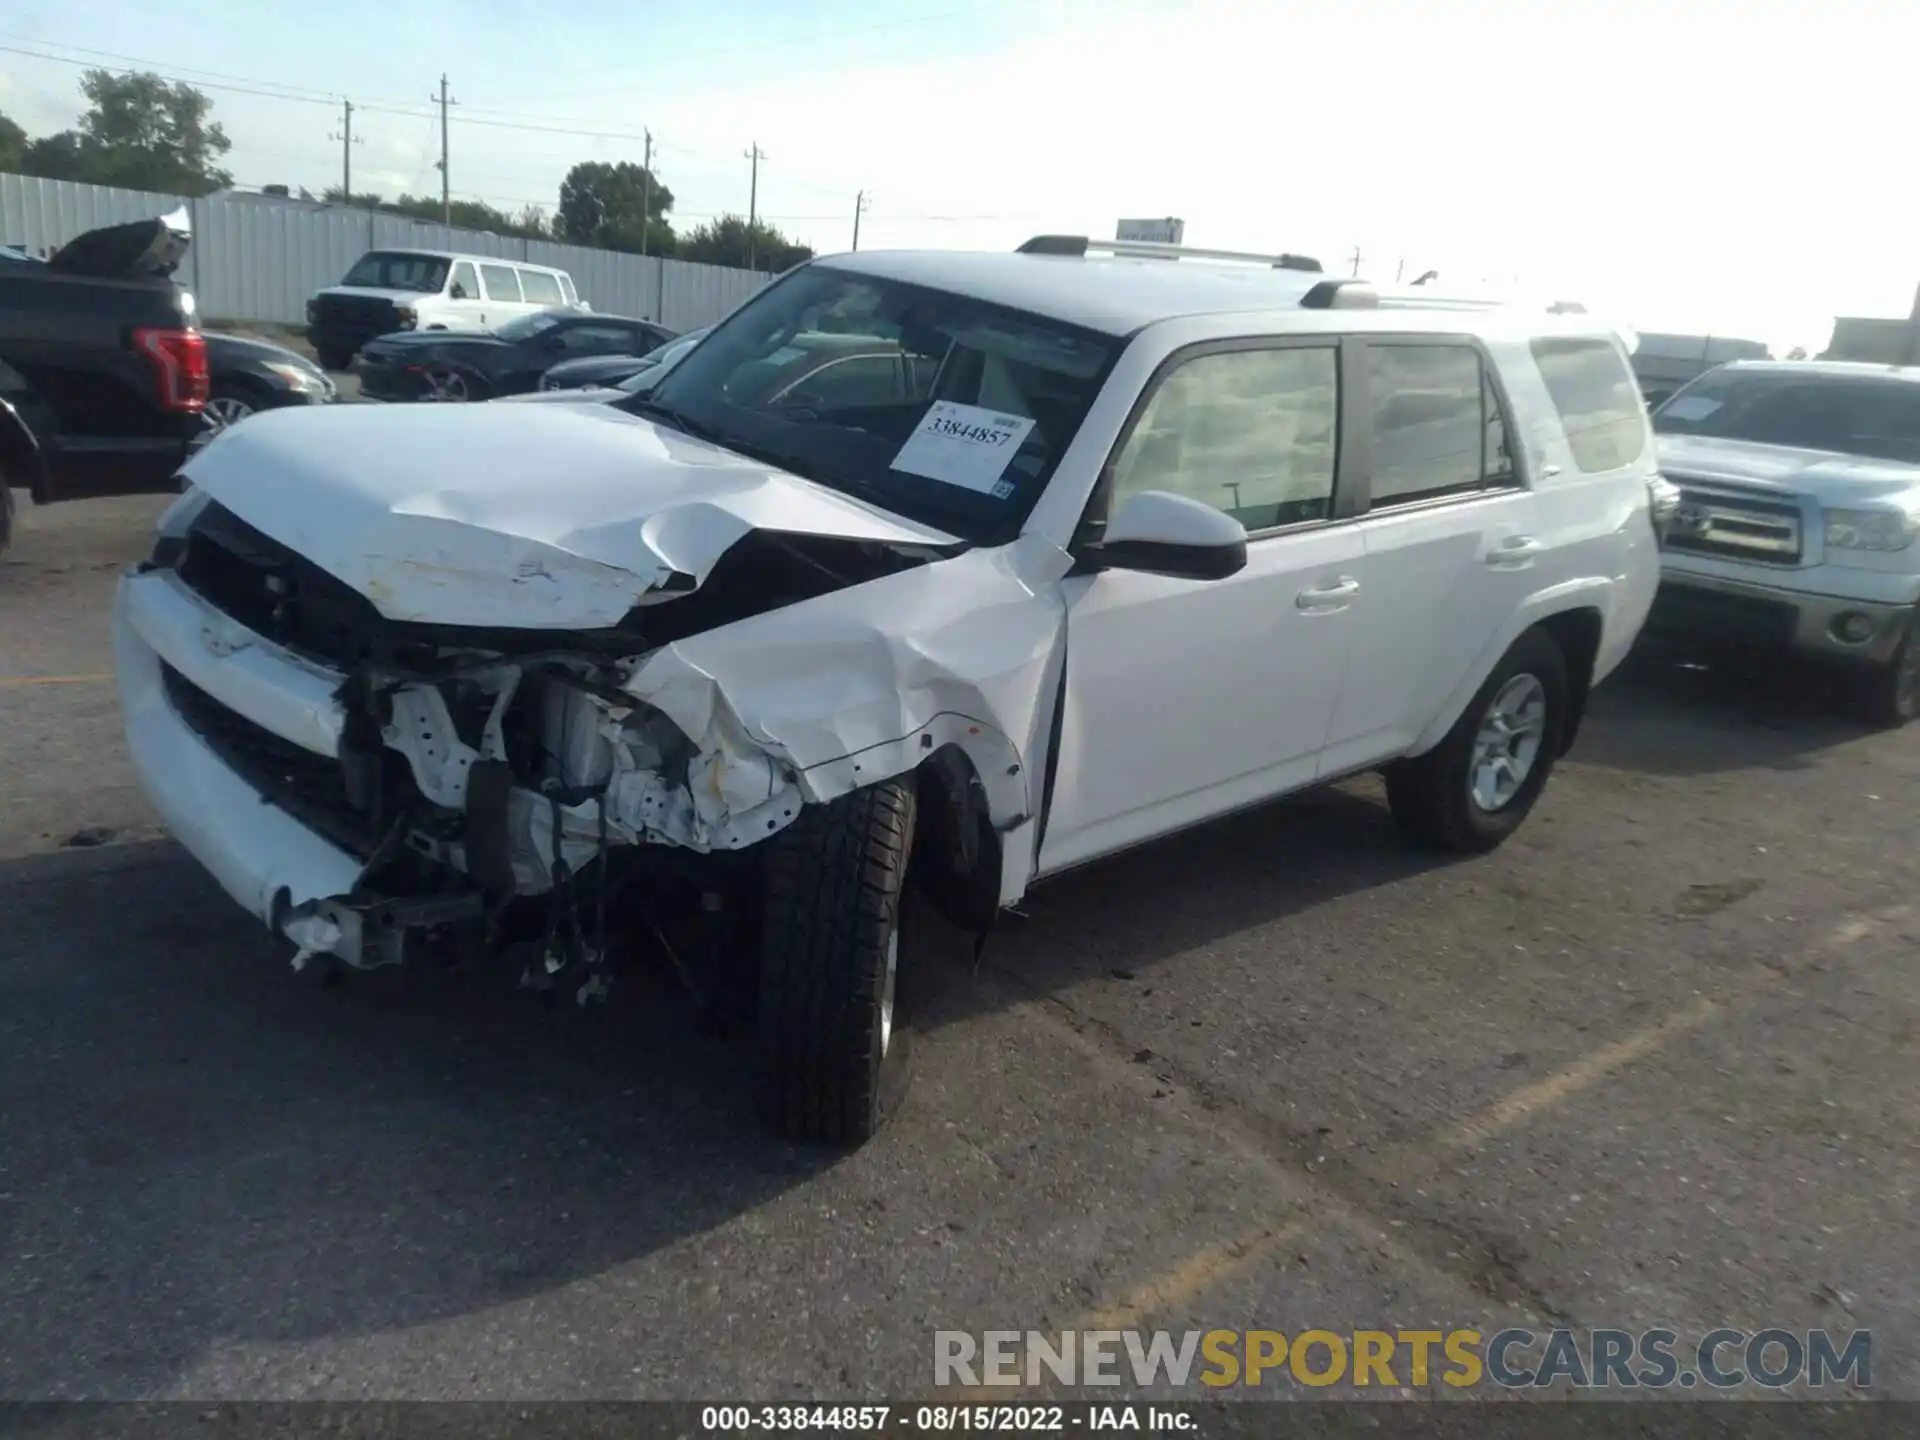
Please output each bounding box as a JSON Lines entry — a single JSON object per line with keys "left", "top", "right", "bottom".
{"left": 328, "top": 99, "right": 363, "bottom": 201}
{"left": 431, "top": 74, "right": 457, "bottom": 227}
{"left": 852, "top": 190, "right": 872, "bottom": 251}
{"left": 1348, "top": 245, "right": 1364, "bottom": 277}
{"left": 744, "top": 142, "right": 765, "bottom": 271}
{"left": 639, "top": 128, "right": 653, "bottom": 257}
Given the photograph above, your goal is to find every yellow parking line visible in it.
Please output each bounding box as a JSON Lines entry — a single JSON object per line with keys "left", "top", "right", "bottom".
{"left": 0, "top": 673, "right": 112, "bottom": 687}
{"left": 1045, "top": 906, "right": 1903, "bottom": 1350}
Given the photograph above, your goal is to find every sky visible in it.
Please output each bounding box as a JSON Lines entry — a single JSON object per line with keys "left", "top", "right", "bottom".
{"left": 0, "top": 0, "right": 1912, "bottom": 354}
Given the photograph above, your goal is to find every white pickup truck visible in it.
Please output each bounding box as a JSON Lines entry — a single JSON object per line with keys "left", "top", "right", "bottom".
{"left": 115, "top": 237, "right": 1664, "bottom": 1145}
{"left": 1650, "top": 360, "right": 1920, "bottom": 724}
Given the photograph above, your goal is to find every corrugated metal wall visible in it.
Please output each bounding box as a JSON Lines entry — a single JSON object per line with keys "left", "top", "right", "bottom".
{"left": 1, "top": 172, "right": 769, "bottom": 331}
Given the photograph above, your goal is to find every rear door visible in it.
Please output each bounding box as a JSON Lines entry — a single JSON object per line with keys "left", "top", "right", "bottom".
{"left": 514, "top": 267, "right": 566, "bottom": 317}
{"left": 1314, "top": 336, "right": 1541, "bottom": 776}
{"left": 477, "top": 263, "right": 522, "bottom": 327}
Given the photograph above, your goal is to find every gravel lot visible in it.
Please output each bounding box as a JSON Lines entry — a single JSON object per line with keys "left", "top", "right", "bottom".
{"left": 3, "top": 489, "right": 1918, "bottom": 1402}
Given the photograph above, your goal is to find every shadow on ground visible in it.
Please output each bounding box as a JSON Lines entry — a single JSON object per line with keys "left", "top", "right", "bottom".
{"left": 0, "top": 775, "right": 1448, "bottom": 1397}
{"left": 1575, "top": 637, "right": 1876, "bottom": 777}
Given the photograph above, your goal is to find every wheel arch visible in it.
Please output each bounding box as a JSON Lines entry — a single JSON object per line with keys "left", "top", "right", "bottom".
{"left": 1409, "top": 582, "right": 1615, "bottom": 758}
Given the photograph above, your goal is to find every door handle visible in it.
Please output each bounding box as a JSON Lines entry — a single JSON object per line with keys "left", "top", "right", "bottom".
{"left": 1296, "top": 576, "right": 1360, "bottom": 611}
{"left": 1486, "top": 536, "right": 1542, "bottom": 568}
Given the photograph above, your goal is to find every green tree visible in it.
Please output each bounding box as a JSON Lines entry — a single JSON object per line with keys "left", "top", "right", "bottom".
{"left": 556, "top": 160, "right": 674, "bottom": 254}
{"left": 0, "top": 112, "right": 26, "bottom": 174}
{"left": 679, "top": 214, "right": 812, "bottom": 273}
{"left": 20, "top": 131, "right": 84, "bottom": 181}
{"left": 29, "top": 70, "right": 234, "bottom": 194}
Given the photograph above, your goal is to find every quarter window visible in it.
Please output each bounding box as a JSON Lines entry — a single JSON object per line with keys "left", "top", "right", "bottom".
{"left": 1110, "top": 345, "right": 1339, "bottom": 531}
{"left": 480, "top": 264, "right": 522, "bottom": 302}
{"left": 1530, "top": 337, "right": 1648, "bottom": 473}
{"left": 1365, "top": 344, "right": 1513, "bottom": 506}
{"left": 519, "top": 269, "right": 565, "bottom": 305}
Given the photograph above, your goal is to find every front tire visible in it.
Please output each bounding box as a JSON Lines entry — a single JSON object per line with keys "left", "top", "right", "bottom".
{"left": 757, "top": 779, "right": 918, "bottom": 1147}
{"left": 1386, "top": 627, "right": 1570, "bottom": 853}
{"left": 316, "top": 347, "right": 353, "bottom": 372}
{"left": 1856, "top": 609, "right": 1920, "bottom": 727}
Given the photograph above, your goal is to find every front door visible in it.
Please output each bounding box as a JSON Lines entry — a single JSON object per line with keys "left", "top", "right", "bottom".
{"left": 442, "top": 261, "right": 486, "bottom": 330}
{"left": 1038, "top": 339, "right": 1365, "bottom": 875}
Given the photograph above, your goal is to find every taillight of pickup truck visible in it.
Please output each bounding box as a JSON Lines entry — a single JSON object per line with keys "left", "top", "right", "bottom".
{"left": 134, "top": 327, "right": 210, "bottom": 412}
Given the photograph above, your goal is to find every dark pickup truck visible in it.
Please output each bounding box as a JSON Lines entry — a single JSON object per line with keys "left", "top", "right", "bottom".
{"left": 0, "top": 212, "right": 211, "bottom": 552}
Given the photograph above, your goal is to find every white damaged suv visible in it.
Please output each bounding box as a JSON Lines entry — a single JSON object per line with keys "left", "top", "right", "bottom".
{"left": 115, "top": 237, "right": 1663, "bottom": 1145}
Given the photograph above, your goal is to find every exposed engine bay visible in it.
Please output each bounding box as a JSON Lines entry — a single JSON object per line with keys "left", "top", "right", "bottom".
{"left": 146, "top": 495, "right": 980, "bottom": 996}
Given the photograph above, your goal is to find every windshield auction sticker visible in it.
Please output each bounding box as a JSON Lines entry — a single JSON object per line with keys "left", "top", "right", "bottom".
{"left": 891, "top": 401, "right": 1037, "bottom": 496}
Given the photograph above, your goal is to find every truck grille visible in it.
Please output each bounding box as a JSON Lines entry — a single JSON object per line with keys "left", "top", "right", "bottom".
{"left": 175, "top": 503, "right": 387, "bottom": 670}
{"left": 161, "top": 662, "right": 379, "bottom": 857}
{"left": 1664, "top": 484, "right": 1803, "bottom": 565}
{"left": 311, "top": 293, "right": 400, "bottom": 335}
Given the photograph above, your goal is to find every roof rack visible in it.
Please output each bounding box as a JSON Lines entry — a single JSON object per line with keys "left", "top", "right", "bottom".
{"left": 1016, "top": 235, "right": 1324, "bottom": 272}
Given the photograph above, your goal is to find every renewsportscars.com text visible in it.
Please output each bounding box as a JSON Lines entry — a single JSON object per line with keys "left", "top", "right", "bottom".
{"left": 934, "top": 1327, "right": 1871, "bottom": 1390}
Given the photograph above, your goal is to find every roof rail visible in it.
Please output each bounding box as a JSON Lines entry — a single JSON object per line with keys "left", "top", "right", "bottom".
{"left": 1015, "top": 235, "right": 1323, "bottom": 272}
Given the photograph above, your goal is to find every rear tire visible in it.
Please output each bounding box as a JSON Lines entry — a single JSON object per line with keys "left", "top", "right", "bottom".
{"left": 1386, "top": 627, "right": 1570, "bottom": 854}
{"left": 757, "top": 779, "right": 918, "bottom": 1147}
{"left": 1856, "top": 609, "right": 1920, "bottom": 727}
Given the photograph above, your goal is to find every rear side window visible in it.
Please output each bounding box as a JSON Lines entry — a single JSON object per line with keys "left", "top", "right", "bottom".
{"left": 1364, "top": 344, "right": 1513, "bottom": 505}
{"left": 480, "top": 264, "right": 521, "bottom": 302}
{"left": 1530, "top": 337, "right": 1647, "bottom": 473}
{"left": 1110, "top": 344, "right": 1339, "bottom": 531}
{"left": 519, "top": 269, "right": 564, "bottom": 305}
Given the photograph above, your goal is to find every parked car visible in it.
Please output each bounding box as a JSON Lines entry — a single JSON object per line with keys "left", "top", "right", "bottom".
{"left": 0, "top": 210, "right": 210, "bottom": 553}
{"left": 498, "top": 327, "right": 711, "bottom": 406}
{"left": 537, "top": 350, "right": 666, "bottom": 393}
{"left": 356, "top": 310, "right": 672, "bottom": 403}
{"left": 115, "top": 236, "right": 1662, "bottom": 1146}
{"left": 1649, "top": 360, "right": 1920, "bottom": 724}
{"left": 306, "top": 249, "right": 586, "bottom": 370}
{"left": 198, "top": 331, "right": 337, "bottom": 443}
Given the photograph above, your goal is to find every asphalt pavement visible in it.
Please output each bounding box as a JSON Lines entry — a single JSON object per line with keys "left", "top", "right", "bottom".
{"left": 3, "top": 490, "right": 1918, "bottom": 1402}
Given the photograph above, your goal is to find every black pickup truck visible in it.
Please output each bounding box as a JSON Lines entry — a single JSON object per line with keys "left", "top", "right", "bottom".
{"left": 0, "top": 212, "right": 211, "bottom": 553}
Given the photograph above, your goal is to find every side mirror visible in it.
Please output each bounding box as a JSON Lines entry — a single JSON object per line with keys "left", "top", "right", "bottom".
{"left": 1082, "top": 490, "right": 1248, "bottom": 581}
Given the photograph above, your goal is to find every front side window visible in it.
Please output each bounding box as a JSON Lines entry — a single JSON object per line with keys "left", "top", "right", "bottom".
{"left": 341, "top": 250, "right": 448, "bottom": 293}
{"left": 1366, "top": 343, "right": 1512, "bottom": 505}
{"left": 649, "top": 266, "right": 1119, "bottom": 543}
{"left": 519, "top": 269, "right": 565, "bottom": 305}
{"left": 480, "top": 264, "right": 522, "bottom": 302}
{"left": 448, "top": 261, "right": 479, "bottom": 301}
{"left": 1654, "top": 369, "right": 1920, "bottom": 464}
{"left": 559, "top": 274, "right": 579, "bottom": 305}
{"left": 1530, "top": 337, "right": 1648, "bottom": 473}
{"left": 1109, "top": 345, "right": 1338, "bottom": 531}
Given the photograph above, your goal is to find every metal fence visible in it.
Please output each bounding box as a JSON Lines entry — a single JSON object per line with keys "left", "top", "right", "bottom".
{"left": 0, "top": 172, "right": 770, "bottom": 332}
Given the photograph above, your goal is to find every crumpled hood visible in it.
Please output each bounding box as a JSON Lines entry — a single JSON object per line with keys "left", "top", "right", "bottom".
{"left": 178, "top": 402, "right": 959, "bottom": 629}
{"left": 1657, "top": 434, "right": 1920, "bottom": 505}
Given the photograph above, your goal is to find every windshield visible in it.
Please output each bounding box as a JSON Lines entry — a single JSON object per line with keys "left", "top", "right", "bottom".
{"left": 1654, "top": 369, "right": 1920, "bottom": 464}
{"left": 494, "top": 310, "right": 565, "bottom": 342}
{"left": 648, "top": 266, "right": 1119, "bottom": 542}
{"left": 340, "top": 251, "right": 449, "bottom": 293}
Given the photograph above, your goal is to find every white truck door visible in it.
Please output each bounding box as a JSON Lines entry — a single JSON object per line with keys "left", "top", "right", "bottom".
{"left": 1038, "top": 340, "right": 1364, "bottom": 875}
